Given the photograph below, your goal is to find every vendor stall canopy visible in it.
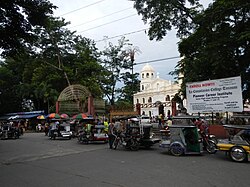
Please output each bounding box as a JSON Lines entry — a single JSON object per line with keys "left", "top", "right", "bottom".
{"left": 0, "top": 111, "right": 45, "bottom": 121}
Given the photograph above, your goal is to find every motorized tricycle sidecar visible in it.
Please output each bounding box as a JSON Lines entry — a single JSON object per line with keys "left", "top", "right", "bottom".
{"left": 129, "top": 117, "right": 161, "bottom": 149}
{"left": 216, "top": 125, "right": 250, "bottom": 162}
{"left": 160, "top": 125, "right": 203, "bottom": 156}
{"left": 49, "top": 124, "right": 71, "bottom": 140}
{"left": 0, "top": 123, "right": 20, "bottom": 140}
{"left": 78, "top": 124, "right": 108, "bottom": 144}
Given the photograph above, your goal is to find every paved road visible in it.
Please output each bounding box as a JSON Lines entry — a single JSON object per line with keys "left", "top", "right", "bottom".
{"left": 0, "top": 133, "right": 249, "bottom": 187}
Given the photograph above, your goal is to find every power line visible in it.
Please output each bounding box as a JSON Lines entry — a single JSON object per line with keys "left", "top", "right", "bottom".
{"left": 135, "top": 56, "right": 180, "bottom": 66}
{"left": 69, "top": 7, "right": 132, "bottom": 29}
{"left": 77, "top": 14, "right": 137, "bottom": 33}
{"left": 95, "top": 28, "right": 149, "bottom": 42}
{"left": 59, "top": 0, "right": 106, "bottom": 17}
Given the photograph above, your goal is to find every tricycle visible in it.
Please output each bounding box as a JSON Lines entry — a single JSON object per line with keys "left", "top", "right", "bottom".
{"left": 160, "top": 115, "right": 217, "bottom": 156}
{"left": 160, "top": 125, "right": 203, "bottom": 156}
{"left": 49, "top": 123, "right": 71, "bottom": 140}
{"left": 78, "top": 124, "right": 108, "bottom": 144}
{"left": 113, "top": 117, "right": 160, "bottom": 150}
{"left": 216, "top": 125, "right": 250, "bottom": 162}
{"left": 0, "top": 123, "right": 20, "bottom": 140}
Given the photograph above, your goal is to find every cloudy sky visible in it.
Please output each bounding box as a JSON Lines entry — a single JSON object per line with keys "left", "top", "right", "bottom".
{"left": 50, "top": 0, "right": 211, "bottom": 81}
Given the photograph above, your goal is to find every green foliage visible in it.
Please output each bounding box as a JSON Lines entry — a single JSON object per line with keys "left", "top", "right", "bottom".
{"left": 131, "top": 0, "right": 202, "bottom": 40}
{"left": 0, "top": 16, "right": 104, "bottom": 114}
{"left": 132, "top": 0, "right": 250, "bottom": 102}
{"left": 0, "top": 0, "right": 55, "bottom": 57}
{"left": 100, "top": 37, "right": 140, "bottom": 105}
{"left": 175, "top": 0, "right": 250, "bottom": 101}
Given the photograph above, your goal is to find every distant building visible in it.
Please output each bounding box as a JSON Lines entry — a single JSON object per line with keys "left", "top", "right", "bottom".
{"left": 133, "top": 64, "right": 180, "bottom": 117}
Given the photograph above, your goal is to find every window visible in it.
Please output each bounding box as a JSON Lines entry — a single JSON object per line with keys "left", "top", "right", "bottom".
{"left": 137, "top": 99, "right": 139, "bottom": 103}
{"left": 166, "top": 95, "right": 170, "bottom": 101}
{"left": 148, "top": 97, "right": 152, "bottom": 103}
{"left": 146, "top": 73, "right": 149, "bottom": 78}
{"left": 141, "top": 85, "right": 144, "bottom": 90}
{"left": 142, "top": 73, "right": 144, "bottom": 78}
{"left": 143, "top": 98, "right": 145, "bottom": 103}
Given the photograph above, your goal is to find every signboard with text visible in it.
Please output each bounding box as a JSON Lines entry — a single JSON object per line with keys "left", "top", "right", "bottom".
{"left": 186, "top": 76, "right": 243, "bottom": 113}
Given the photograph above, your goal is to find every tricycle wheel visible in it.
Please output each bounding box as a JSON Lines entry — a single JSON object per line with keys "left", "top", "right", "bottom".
{"left": 205, "top": 140, "right": 217, "bottom": 154}
{"left": 229, "top": 146, "right": 247, "bottom": 162}
{"left": 170, "top": 143, "right": 184, "bottom": 156}
{"left": 113, "top": 139, "right": 119, "bottom": 150}
{"left": 144, "top": 145, "right": 151, "bottom": 149}
{"left": 130, "top": 139, "right": 139, "bottom": 151}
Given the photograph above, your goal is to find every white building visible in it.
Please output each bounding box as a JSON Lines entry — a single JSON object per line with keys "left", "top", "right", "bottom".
{"left": 133, "top": 64, "right": 180, "bottom": 117}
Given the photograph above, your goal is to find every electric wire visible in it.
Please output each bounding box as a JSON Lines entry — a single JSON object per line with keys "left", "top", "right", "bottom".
{"left": 77, "top": 14, "right": 137, "bottom": 33}
{"left": 69, "top": 7, "right": 133, "bottom": 29}
{"left": 59, "top": 0, "right": 106, "bottom": 17}
{"left": 95, "top": 28, "right": 149, "bottom": 42}
{"left": 135, "top": 56, "right": 180, "bottom": 66}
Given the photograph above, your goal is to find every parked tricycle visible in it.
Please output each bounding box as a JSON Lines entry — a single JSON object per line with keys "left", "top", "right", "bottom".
{"left": 216, "top": 125, "right": 250, "bottom": 162}
{"left": 78, "top": 124, "right": 108, "bottom": 144}
{"left": 49, "top": 123, "right": 72, "bottom": 140}
{"left": 160, "top": 125, "right": 203, "bottom": 156}
{"left": 113, "top": 117, "right": 160, "bottom": 150}
{"left": 0, "top": 123, "right": 20, "bottom": 140}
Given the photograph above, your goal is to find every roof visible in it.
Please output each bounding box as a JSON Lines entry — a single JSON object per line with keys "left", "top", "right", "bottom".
{"left": 8, "top": 114, "right": 41, "bottom": 120}
{"left": 223, "top": 125, "right": 250, "bottom": 130}
{"left": 141, "top": 64, "right": 155, "bottom": 72}
{"left": 169, "top": 125, "right": 197, "bottom": 128}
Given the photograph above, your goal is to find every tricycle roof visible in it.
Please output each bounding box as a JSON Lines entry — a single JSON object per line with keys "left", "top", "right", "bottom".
{"left": 223, "top": 124, "right": 250, "bottom": 130}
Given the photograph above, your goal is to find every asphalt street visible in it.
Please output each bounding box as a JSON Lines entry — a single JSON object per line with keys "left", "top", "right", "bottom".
{"left": 0, "top": 133, "right": 249, "bottom": 187}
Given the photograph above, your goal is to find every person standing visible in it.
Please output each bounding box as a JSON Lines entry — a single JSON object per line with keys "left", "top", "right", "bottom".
{"left": 108, "top": 119, "right": 116, "bottom": 149}
{"left": 104, "top": 119, "right": 109, "bottom": 134}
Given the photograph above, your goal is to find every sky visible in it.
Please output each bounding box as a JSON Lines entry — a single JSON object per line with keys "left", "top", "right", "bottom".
{"left": 50, "top": 0, "right": 212, "bottom": 81}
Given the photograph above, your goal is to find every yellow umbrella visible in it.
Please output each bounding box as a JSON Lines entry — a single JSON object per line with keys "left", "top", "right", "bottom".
{"left": 37, "top": 115, "right": 46, "bottom": 120}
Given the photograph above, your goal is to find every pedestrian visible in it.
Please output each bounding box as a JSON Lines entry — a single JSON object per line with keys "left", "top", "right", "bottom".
{"left": 108, "top": 119, "right": 116, "bottom": 149}
{"left": 104, "top": 119, "right": 109, "bottom": 134}
{"left": 158, "top": 114, "right": 163, "bottom": 129}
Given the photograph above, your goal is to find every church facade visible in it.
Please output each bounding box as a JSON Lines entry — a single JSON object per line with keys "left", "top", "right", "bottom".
{"left": 133, "top": 64, "right": 180, "bottom": 117}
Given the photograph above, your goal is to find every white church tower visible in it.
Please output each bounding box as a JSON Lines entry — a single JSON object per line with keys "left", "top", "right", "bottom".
{"left": 133, "top": 64, "right": 180, "bottom": 117}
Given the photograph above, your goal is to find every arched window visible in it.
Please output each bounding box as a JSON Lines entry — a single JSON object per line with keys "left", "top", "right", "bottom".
{"left": 146, "top": 73, "right": 149, "bottom": 78}
{"left": 166, "top": 95, "right": 170, "bottom": 101}
{"left": 141, "top": 85, "right": 144, "bottom": 90}
{"left": 148, "top": 97, "right": 152, "bottom": 103}
{"left": 142, "top": 73, "right": 144, "bottom": 78}
{"left": 143, "top": 98, "right": 145, "bottom": 103}
{"left": 137, "top": 99, "right": 139, "bottom": 103}
{"left": 151, "top": 73, "right": 154, "bottom": 78}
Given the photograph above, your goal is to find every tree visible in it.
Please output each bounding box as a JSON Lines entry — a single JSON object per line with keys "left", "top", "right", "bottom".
{"left": 0, "top": 17, "right": 104, "bottom": 114}
{"left": 175, "top": 0, "right": 250, "bottom": 101}
{"left": 131, "top": 0, "right": 202, "bottom": 40}
{"left": 0, "top": 0, "right": 55, "bottom": 57}
{"left": 132, "top": 0, "right": 250, "bottom": 102}
{"left": 100, "top": 37, "right": 140, "bottom": 105}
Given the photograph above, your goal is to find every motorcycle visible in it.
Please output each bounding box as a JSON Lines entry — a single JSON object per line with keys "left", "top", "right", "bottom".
{"left": 199, "top": 130, "right": 217, "bottom": 154}
{"left": 78, "top": 130, "right": 91, "bottom": 144}
{"left": 113, "top": 132, "right": 140, "bottom": 151}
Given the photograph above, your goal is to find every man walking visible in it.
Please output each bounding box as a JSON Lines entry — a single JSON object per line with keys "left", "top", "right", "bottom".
{"left": 108, "top": 119, "right": 116, "bottom": 149}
